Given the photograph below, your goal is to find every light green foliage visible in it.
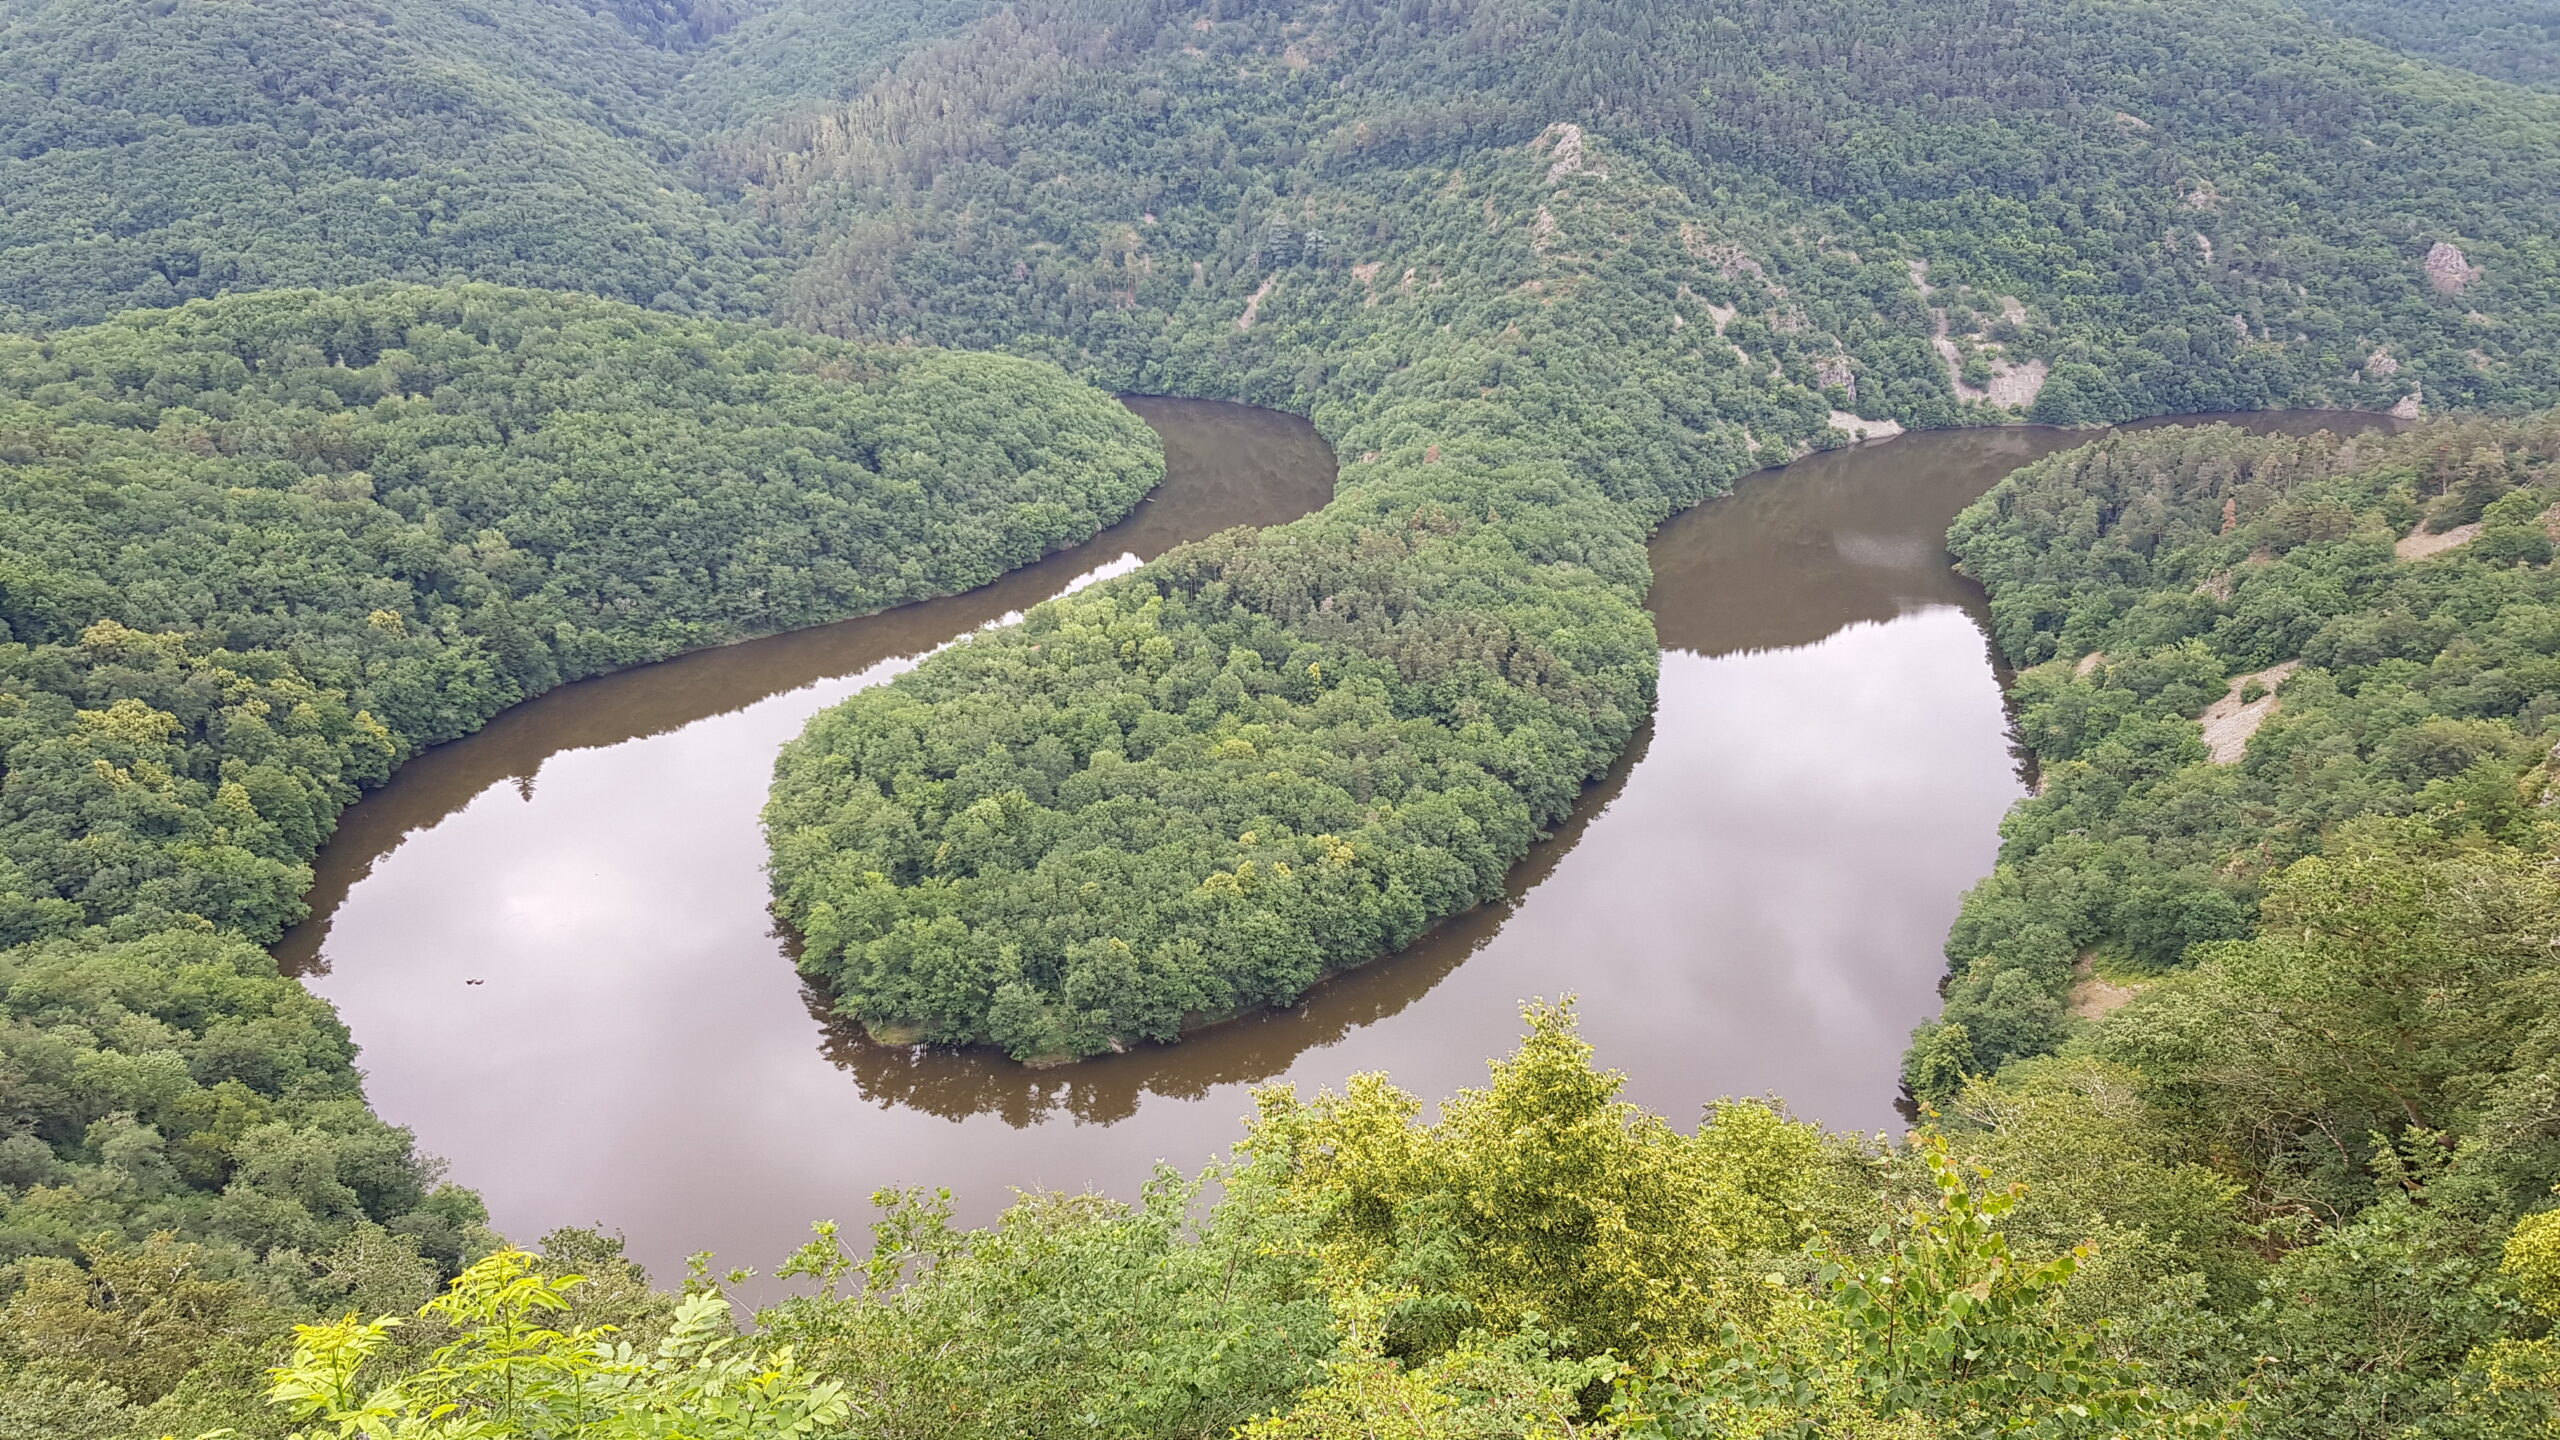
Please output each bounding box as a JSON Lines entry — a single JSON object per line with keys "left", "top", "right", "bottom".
{"left": 2096, "top": 820, "right": 2560, "bottom": 1217}
{"left": 1617, "top": 1138, "right": 2220, "bottom": 1439}
{"left": 1238, "top": 1003, "right": 1873, "bottom": 1362}
{"left": 1816, "top": 1139, "right": 2183, "bottom": 1432}
{"left": 1922, "top": 795, "right": 2560, "bottom": 1434}
{"left": 1236, "top": 1290, "right": 1609, "bottom": 1440}
{"left": 1894, "top": 408, "right": 2560, "bottom": 1435}
{"left": 2458, "top": 1209, "right": 2560, "bottom": 1432}
{"left": 729, "top": 1010, "right": 2159, "bottom": 1439}
{"left": 748, "top": 1177, "right": 1332, "bottom": 1440}
{"left": 265, "top": 1249, "right": 847, "bottom": 1439}
{"left": 5, "top": 1232, "right": 274, "bottom": 1396}
{"left": 1941, "top": 1058, "right": 2252, "bottom": 1320}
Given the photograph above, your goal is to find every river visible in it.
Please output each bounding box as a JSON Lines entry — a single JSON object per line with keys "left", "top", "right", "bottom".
{"left": 278, "top": 398, "right": 2385, "bottom": 1284}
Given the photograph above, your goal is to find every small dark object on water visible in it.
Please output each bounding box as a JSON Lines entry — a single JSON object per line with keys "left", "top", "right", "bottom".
{"left": 466, "top": 978, "right": 484, "bottom": 985}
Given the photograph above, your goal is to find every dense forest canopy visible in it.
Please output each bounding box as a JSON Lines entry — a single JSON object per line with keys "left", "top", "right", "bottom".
{"left": 1911, "top": 416, "right": 2560, "bottom": 1093}
{"left": 0, "top": 0, "right": 2558, "bottom": 1434}
{"left": 2309, "top": 0, "right": 2560, "bottom": 91}
{"left": 0, "top": 0, "right": 1005, "bottom": 328}
{"left": 757, "top": 0, "right": 2560, "bottom": 1058}
{"left": 0, "top": 283, "right": 1161, "bottom": 945}
{"left": 0, "top": 281, "right": 1161, "bottom": 1437}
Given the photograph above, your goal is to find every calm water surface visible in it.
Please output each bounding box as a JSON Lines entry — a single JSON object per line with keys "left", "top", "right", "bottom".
{"left": 281, "top": 402, "right": 2385, "bottom": 1283}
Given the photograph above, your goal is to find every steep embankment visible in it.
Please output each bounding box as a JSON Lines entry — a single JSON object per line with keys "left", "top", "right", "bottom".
{"left": 756, "top": 0, "right": 2560, "bottom": 1059}
{"left": 1909, "top": 413, "right": 2560, "bottom": 1096}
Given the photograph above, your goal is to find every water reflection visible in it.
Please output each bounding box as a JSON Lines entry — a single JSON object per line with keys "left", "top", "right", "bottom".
{"left": 283, "top": 407, "right": 2395, "bottom": 1282}
{"left": 277, "top": 398, "right": 1336, "bottom": 977}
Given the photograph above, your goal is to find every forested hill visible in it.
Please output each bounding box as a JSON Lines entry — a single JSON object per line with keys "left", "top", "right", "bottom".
{"left": 726, "top": 0, "right": 2560, "bottom": 421}
{"left": 2308, "top": 0, "right": 2560, "bottom": 91}
{"left": 0, "top": 283, "right": 1160, "bottom": 945}
{"left": 0, "top": 0, "right": 745, "bottom": 326}
{"left": 7, "top": 1, "right": 2560, "bottom": 1434}
{"left": 0, "top": 0, "right": 1003, "bottom": 328}
{"left": 0, "top": 291, "right": 1155, "bottom": 1440}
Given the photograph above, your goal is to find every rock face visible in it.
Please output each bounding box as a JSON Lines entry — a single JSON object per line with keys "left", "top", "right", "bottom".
{"left": 1543, "top": 122, "right": 1592, "bottom": 182}
{"left": 2199, "top": 660, "right": 2299, "bottom": 764}
{"left": 2426, "top": 241, "right": 2483, "bottom": 296}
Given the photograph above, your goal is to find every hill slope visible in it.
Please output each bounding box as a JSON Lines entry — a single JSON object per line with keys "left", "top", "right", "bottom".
{"left": 0, "top": 0, "right": 756, "bottom": 325}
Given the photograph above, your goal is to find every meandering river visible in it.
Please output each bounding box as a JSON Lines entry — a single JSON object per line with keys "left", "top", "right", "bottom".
{"left": 278, "top": 399, "right": 2385, "bottom": 1284}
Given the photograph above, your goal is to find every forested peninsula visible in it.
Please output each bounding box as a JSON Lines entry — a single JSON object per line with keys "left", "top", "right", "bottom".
{"left": 759, "top": 0, "right": 2560, "bottom": 1058}
{"left": 2, "top": 0, "right": 2560, "bottom": 1436}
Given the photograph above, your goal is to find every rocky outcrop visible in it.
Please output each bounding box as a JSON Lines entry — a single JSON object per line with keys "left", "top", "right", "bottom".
{"left": 1543, "top": 122, "right": 1595, "bottom": 182}
{"left": 2426, "top": 241, "right": 2482, "bottom": 296}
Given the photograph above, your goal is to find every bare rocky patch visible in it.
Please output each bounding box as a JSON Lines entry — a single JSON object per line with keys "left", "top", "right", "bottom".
{"left": 2397, "top": 519, "right": 2482, "bottom": 560}
{"left": 2069, "top": 955, "right": 2141, "bottom": 1020}
{"left": 1828, "top": 410, "right": 1903, "bottom": 442}
{"left": 2426, "top": 240, "right": 2483, "bottom": 296}
{"left": 1909, "top": 258, "right": 2046, "bottom": 409}
{"left": 2199, "top": 660, "right": 2298, "bottom": 764}
{"left": 1542, "top": 122, "right": 1597, "bottom": 182}
{"left": 1236, "top": 276, "right": 1276, "bottom": 331}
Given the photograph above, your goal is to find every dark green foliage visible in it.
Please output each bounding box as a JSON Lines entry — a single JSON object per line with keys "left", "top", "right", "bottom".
{"left": 2, "top": 0, "right": 2560, "bottom": 1427}
{"left": 2308, "top": 0, "right": 2560, "bottom": 91}
{"left": 765, "top": 126, "right": 1750, "bottom": 1058}
{"left": 0, "top": 929, "right": 474, "bottom": 1273}
{"left": 736, "top": 0, "right": 2560, "bottom": 418}
{"left": 658, "top": 0, "right": 1005, "bottom": 134}
{"left": 0, "top": 0, "right": 778, "bottom": 328}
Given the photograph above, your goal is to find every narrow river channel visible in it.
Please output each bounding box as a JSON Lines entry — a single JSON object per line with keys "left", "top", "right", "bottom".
{"left": 279, "top": 399, "right": 2388, "bottom": 1285}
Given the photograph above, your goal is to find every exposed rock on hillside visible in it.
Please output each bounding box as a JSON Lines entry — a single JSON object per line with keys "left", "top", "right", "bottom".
{"left": 2200, "top": 660, "right": 2299, "bottom": 763}
{"left": 2427, "top": 240, "right": 2483, "bottom": 295}
{"left": 2397, "top": 518, "right": 2482, "bottom": 559}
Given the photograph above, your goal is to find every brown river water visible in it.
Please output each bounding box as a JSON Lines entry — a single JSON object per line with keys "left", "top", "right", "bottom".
{"left": 279, "top": 399, "right": 2387, "bottom": 1284}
